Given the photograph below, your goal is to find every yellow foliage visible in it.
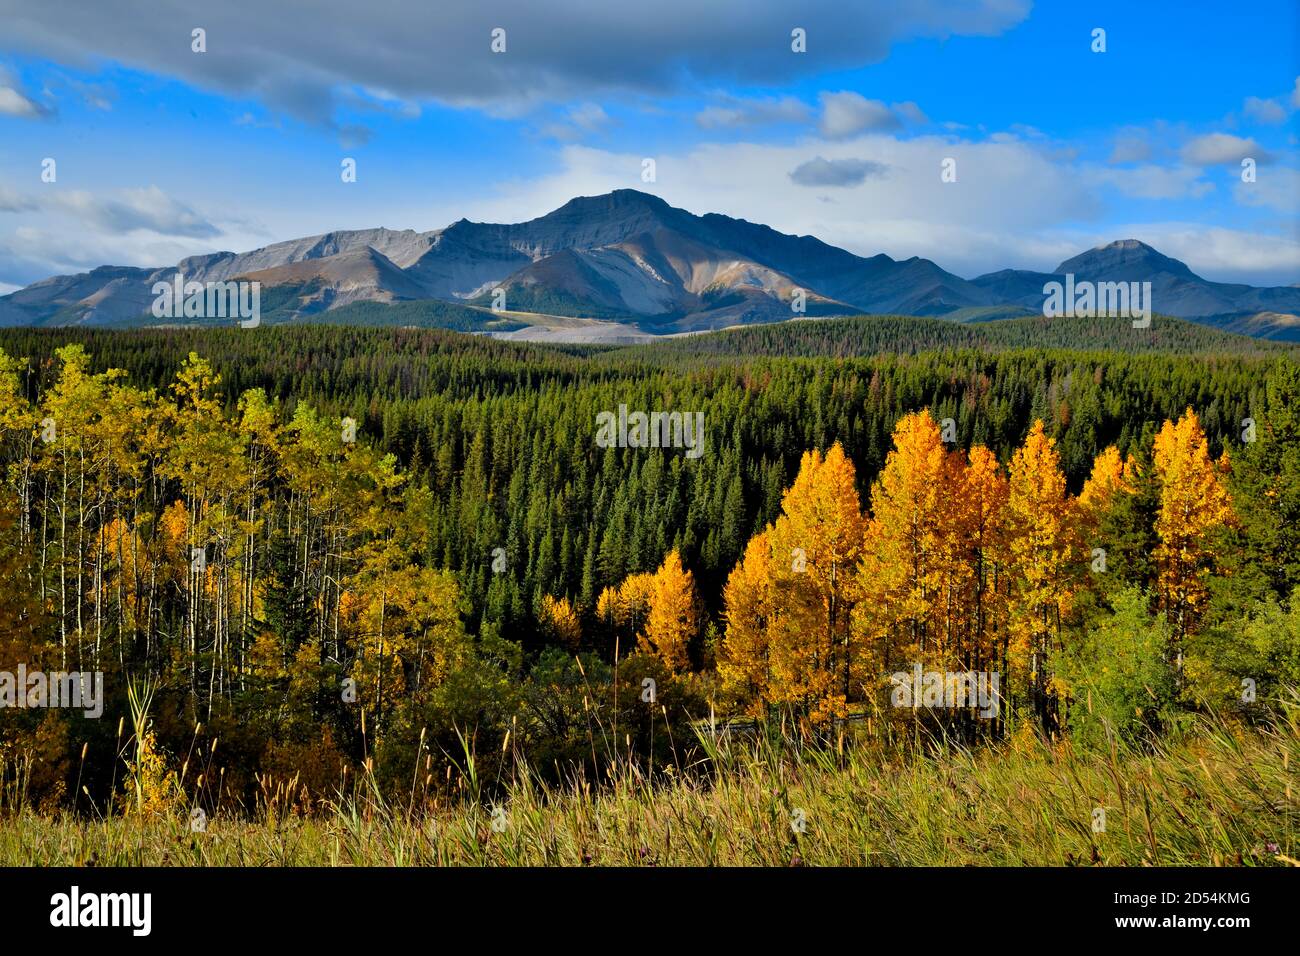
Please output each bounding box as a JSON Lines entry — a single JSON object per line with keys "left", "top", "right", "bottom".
{"left": 1005, "top": 420, "right": 1077, "bottom": 672}
{"left": 596, "top": 572, "right": 654, "bottom": 637}
{"left": 719, "top": 530, "right": 776, "bottom": 714}
{"left": 540, "top": 593, "right": 583, "bottom": 649}
{"left": 856, "top": 411, "right": 963, "bottom": 668}
{"left": 1078, "top": 445, "right": 1134, "bottom": 529}
{"left": 1152, "top": 408, "right": 1235, "bottom": 640}
{"left": 722, "top": 442, "right": 864, "bottom": 724}
{"left": 121, "top": 731, "right": 180, "bottom": 818}
{"left": 639, "top": 549, "right": 698, "bottom": 672}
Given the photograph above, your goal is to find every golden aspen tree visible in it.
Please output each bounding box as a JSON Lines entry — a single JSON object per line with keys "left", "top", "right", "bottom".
{"left": 1152, "top": 409, "right": 1234, "bottom": 647}
{"left": 719, "top": 529, "right": 777, "bottom": 714}
{"left": 0, "top": 349, "right": 40, "bottom": 640}
{"left": 597, "top": 570, "right": 654, "bottom": 653}
{"left": 959, "top": 445, "right": 1009, "bottom": 679}
{"left": 539, "top": 593, "right": 583, "bottom": 649}
{"left": 763, "top": 442, "right": 866, "bottom": 724}
{"left": 1005, "top": 420, "right": 1077, "bottom": 732}
{"left": 164, "top": 352, "right": 247, "bottom": 702}
{"left": 0, "top": 348, "right": 32, "bottom": 434}
{"left": 640, "top": 549, "right": 697, "bottom": 672}
{"left": 346, "top": 563, "right": 468, "bottom": 733}
{"left": 855, "top": 412, "right": 957, "bottom": 673}
{"left": 1077, "top": 445, "right": 1134, "bottom": 531}
{"left": 0, "top": 349, "right": 38, "bottom": 527}
{"left": 36, "top": 345, "right": 108, "bottom": 668}
{"left": 94, "top": 381, "right": 154, "bottom": 662}
{"left": 597, "top": 572, "right": 654, "bottom": 628}
{"left": 233, "top": 388, "right": 281, "bottom": 678}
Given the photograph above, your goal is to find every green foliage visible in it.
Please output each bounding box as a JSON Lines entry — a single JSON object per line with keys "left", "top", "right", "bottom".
{"left": 0, "top": 321, "right": 1295, "bottom": 815}
{"left": 638, "top": 313, "right": 1286, "bottom": 358}
{"left": 1219, "top": 358, "right": 1300, "bottom": 604}
{"left": 1060, "top": 588, "right": 1178, "bottom": 748}
{"left": 1188, "top": 591, "right": 1300, "bottom": 714}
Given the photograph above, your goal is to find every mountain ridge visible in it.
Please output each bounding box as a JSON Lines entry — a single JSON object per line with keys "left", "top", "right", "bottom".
{"left": 3, "top": 190, "right": 1298, "bottom": 339}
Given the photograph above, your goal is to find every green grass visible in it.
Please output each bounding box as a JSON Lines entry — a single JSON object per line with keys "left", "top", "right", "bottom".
{"left": 0, "top": 712, "right": 1295, "bottom": 866}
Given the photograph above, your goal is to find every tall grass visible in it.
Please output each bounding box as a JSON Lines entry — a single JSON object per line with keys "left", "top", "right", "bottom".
{"left": 0, "top": 705, "right": 1295, "bottom": 866}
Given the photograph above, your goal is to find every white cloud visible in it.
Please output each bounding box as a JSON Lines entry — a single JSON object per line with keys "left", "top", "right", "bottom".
{"left": 818, "top": 92, "right": 901, "bottom": 138}
{"left": 1243, "top": 95, "right": 1288, "bottom": 125}
{"left": 540, "top": 102, "right": 613, "bottom": 140}
{"left": 1086, "top": 164, "right": 1214, "bottom": 200}
{"left": 49, "top": 186, "right": 219, "bottom": 238}
{"left": 447, "top": 133, "right": 1102, "bottom": 279}
{"left": 0, "top": 84, "right": 45, "bottom": 118}
{"left": 0, "top": 62, "right": 50, "bottom": 118}
{"left": 0, "top": 186, "right": 40, "bottom": 213}
{"left": 1107, "top": 130, "right": 1152, "bottom": 165}
{"left": 1293, "top": 77, "right": 1300, "bottom": 109}
{"left": 1234, "top": 166, "right": 1300, "bottom": 214}
{"left": 0, "top": 226, "right": 212, "bottom": 288}
{"left": 0, "top": 0, "right": 1030, "bottom": 123}
{"left": 1182, "top": 133, "right": 1275, "bottom": 166}
{"left": 696, "top": 95, "right": 812, "bottom": 129}
{"left": 0, "top": 184, "right": 244, "bottom": 287}
{"left": 892, "top": 100, "right": 928, "bottom": 125}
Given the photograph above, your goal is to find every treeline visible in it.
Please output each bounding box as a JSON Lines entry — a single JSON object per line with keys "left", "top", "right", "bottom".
{"left": 0, "top": 325, "right": 1296, "bottom": 813}
{"left": 629, "top": 313, "right": 1284, "bottom": 358}
{"left": 0, "top": 326, "right": 1272, "bottom": 630}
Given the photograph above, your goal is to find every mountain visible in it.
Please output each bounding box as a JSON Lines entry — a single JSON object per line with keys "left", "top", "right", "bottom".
{"left": 0, "top": 265, "right": 158, "bottom": 326}
{"left": 238, "top": 246, "right": 431, "bottom": 313}
{"left": 3, "top": 191, "right": 1298, "bottom": 339}
{"left": 968, "top": 239, "right": 1300, "bottom": 338}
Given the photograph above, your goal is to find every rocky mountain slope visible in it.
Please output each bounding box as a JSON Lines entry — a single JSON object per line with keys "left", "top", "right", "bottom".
{"left": 3, "top": 191, "right": 1297, "bottom": 338}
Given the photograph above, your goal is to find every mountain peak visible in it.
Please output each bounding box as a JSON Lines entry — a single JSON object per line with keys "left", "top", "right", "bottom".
{"left": 598, "top": 187, "right": 668, "bottom": 205}
{"left": 544, "top": 189, "right": 673, "bottom": 218}
{"left": 1099, "top": 238, "right": 1158, "bottom": 253}
{"left": 507, "top": 189, "right": 691, "bottom": 257}
{"left": 1055, "top": 238, "right": 1197, "bottom": 280}
{"left": 4, "top": 194, "right": 1297, "bottom": 336}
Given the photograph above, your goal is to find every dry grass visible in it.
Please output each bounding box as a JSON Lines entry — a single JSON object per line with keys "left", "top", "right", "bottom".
{"left": 0, "top": 710, "right": 1295, "bottom": 867}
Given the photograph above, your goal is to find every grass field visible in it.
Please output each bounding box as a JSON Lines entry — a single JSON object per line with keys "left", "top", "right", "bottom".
{"left": 2, "top": 712, "right": 1295, "bottom": 867}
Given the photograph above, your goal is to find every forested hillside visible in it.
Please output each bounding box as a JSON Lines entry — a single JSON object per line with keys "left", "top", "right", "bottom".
{"left": 0, "top": 322, "right": 1297, "bottom": 815}
{"left": 638, "top": 313, "right": 1284, "bottom": 357}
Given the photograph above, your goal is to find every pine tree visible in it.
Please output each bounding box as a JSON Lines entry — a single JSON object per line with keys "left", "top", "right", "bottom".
{"left": 1225, "top": 360, "right": 1300, "bottom": 602}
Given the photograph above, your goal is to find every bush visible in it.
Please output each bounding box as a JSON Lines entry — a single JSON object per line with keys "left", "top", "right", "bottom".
{"left": 1059, "top": 588, "right": 1178, "bottom": 747}
{"left": 1187, "top": 590, "right": 1300, "bottom": 716}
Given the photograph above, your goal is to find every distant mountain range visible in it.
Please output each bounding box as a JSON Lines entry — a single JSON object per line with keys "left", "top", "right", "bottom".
{"left": 3, "top": 189, "right": 1298, "bottom": 340}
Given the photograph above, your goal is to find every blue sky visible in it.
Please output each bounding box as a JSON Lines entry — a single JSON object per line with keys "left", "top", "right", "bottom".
{"left": 0, "top": 0, "right": 1297, "bottom": 293}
